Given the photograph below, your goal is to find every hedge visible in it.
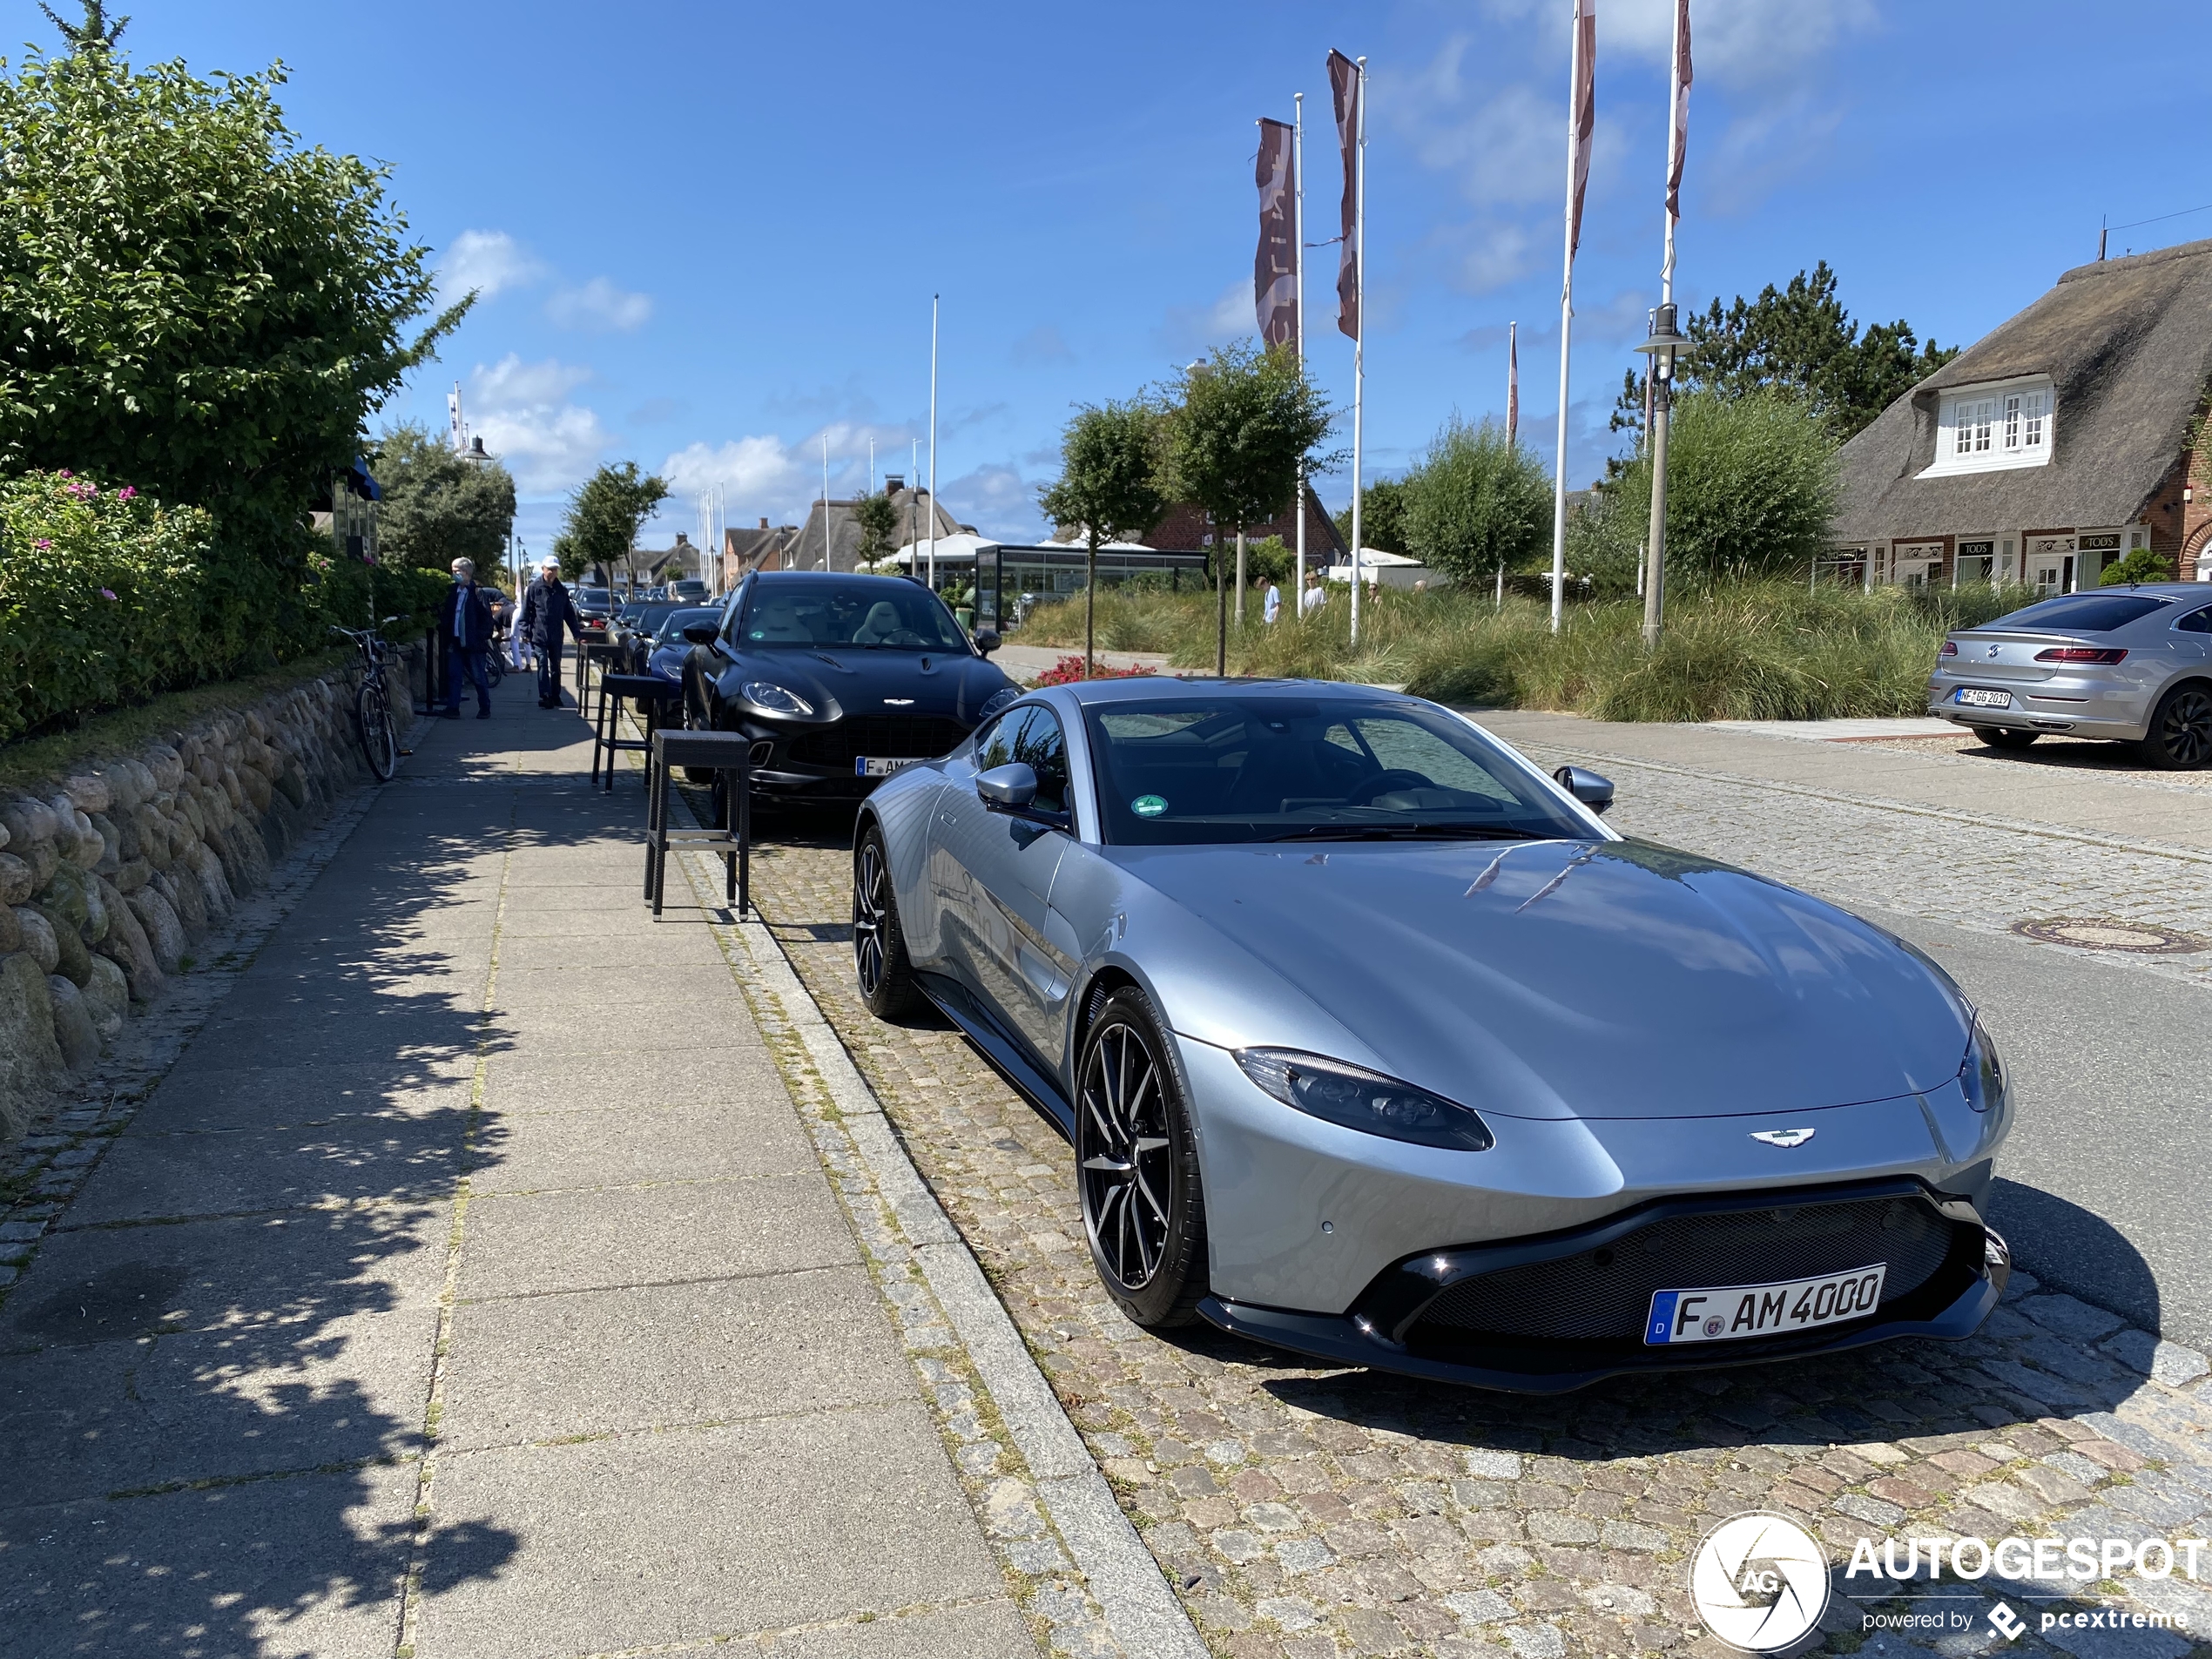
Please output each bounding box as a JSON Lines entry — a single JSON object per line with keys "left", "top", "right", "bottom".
{"left": 0, "top": 469, "right": 445, "bottom": 744}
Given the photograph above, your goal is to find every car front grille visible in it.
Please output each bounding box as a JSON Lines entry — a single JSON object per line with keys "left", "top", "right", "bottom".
{"left": 1412, "top": 1195, "right": 1959, "bottom": 1345}
{"left": 786, "top": 715, "right": 968, "bottom": 769}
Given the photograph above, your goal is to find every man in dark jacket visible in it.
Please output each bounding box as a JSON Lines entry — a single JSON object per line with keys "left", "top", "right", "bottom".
{"left": 518, "top": 557, "right": 587, "bottom": 708}
{"left": 439, "top": 558, "right": 498, "bottom": 719}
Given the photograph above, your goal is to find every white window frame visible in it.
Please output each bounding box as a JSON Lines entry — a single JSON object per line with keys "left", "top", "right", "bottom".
{"left": 1919, "top": 376, "right": 2055, "bottom": 478}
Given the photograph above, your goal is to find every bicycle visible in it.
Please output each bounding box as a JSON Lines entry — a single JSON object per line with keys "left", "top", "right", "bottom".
{"left": 331, "top": 620, "right": 401, "bottom": 781}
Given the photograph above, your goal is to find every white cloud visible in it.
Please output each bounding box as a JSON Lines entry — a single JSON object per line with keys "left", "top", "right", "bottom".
{"left": 1603, "top": 0, "right": 1878, "bottom": 79}
{"left": 466, "top": 354, "right": 610, "bottom": 494}
{"left": 439, "top": 230, "right": 545, "bottom": 306}
{"left": 1157, "top": 280, "right": 1259, "bottom": 356}
{"left": 547, "top": 277, "right": 654, "bottom": 333}
{"left": 661, "top": 436, "right": 808, "bottom": 506}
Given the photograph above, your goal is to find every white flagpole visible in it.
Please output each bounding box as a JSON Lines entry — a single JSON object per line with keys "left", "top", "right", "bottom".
{"left": 1348, "top": 56, "right": 1367, "bottom": 649}
{"left": 1548, "top": 10, "right": 1581, "bottom": 635}
{"left": 927, "top": 293, "right": 940, "bottom": 593}
{"left": 820, "top": 434, "right": 831, "bottom": 571}
{"left": 1293, "top": 90, "right": 1306, "bottom": 613}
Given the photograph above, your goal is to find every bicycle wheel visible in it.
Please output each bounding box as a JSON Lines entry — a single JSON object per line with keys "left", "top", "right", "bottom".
{"left": 486, "top": 650, "right": 506, "bottom": 688}
{"left": 356, "top": 678, "right": 399, "bottom": 781}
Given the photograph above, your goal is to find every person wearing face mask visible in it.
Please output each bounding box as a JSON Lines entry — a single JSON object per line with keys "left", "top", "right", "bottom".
{"left": 518, "top": 556, "right": 587, "bottom": 709}
{"left": 438, "top": 557, "right": 497, "bottom": 719}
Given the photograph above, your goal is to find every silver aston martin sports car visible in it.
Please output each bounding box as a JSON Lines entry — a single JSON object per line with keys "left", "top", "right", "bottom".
{"left": 850, "top": 678, "right": 2013, "bottom": 1392}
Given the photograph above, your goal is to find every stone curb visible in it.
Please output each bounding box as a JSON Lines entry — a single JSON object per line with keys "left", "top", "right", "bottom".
{"left": 657, "top": 816, "right": 1209, "bottom": 1659}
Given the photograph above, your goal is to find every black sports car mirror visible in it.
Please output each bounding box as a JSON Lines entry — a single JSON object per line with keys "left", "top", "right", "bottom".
{"left": 681, "top": 622, "right": 718, "bottom": 645}
{"left": 1553, "top": 765, "right": 1615, "bottom": 813}
{"left": 975, "top": 762, "right": 1036, "bottom": 811}
{"left": 972, "top": 629, "right": 1001, "bottom": 656}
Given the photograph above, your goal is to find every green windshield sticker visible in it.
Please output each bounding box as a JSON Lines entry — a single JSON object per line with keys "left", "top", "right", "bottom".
{"left": 1131, "top": 794, "right": 1168, "bottom": 818}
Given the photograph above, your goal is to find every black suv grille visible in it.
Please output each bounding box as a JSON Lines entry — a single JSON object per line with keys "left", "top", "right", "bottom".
{"left": 787, "top": 715, "right": 968, "bottom": 769}
{"left": 1414, "top": 1196, "right": 1956, "bottom": 1344}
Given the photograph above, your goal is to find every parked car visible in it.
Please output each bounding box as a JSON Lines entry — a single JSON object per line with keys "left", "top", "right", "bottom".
{"left": 575, "top": 585, "right": 616, "bottom": 647}
{"left": 640, "top": 606, "right": 724, "bottom": 682}
{"left": 670, "top": 577, "right": 709, "bottom": 603}
{"left": 850, "top": 678, "right": 2013, "bottom": 1391}
{"left": 1929, "top": 584, "right": 2212, "bottom": 767}
{"left": 680, "top": 571, "right": 1016, "bottom": 806}
{"left": 610, "top": 601, "right": 682, "bottom": 672}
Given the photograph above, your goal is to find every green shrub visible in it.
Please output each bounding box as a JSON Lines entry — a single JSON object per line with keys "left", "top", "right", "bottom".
{"left": 2099, "top": 547, "right": 2174, "bottom": 586}
{"left": 0, "top": 469, "right": 445, "bottom": 743}
{"left": 1399, "top": 416, "right": 1552, "bottom": 584}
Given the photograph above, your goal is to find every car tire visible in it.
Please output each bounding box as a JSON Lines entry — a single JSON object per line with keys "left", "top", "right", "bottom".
{"left": 1076, "top": 985, "right": 1210, "bottom": 1329}
{"left": 852, "top": 826, "right": 925, "bottom": 1018}
{"left": 2138, "top": 682, "right": 2212, "bottom": 771}
{"left": 1973, "top": 727, "right": 2039, "bottom": 750}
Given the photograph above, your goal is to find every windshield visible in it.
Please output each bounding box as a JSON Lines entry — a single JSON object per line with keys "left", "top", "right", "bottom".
{"left": 1083, "top": 696, "right": 1596, "bottom": 845}
{"left": 1987, "top": 594, "right": 2173, "bottom": 633}
{"left": 738, "top": 577, "right": 968, "bottom": 652}
{"left": 623, "top": 602, "right": 678, "bottom": 631}
{"left": 652, "top": 606, "right": 723, "bottom": 644}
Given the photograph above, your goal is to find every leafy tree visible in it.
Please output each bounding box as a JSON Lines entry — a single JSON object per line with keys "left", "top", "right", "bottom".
{"left": 40, "top": 1, "right": 126, "bottom": 50}
{"left": 1161, "top": 342, "right": 1335, "bottom": 672}
{"left": 0, "top": 31, "right": 466, "bottom": 573}
{"left": 1610, "top": 264, "right": 1957, "bottom": 448}
{"left": 1399, "top": 417, "right": 1552, "bottom": 585}
{"left": 1604, "top": 389, "right": 1840, "bottom": 582}
{"left": 2101, "top": 547, "right": 2174, "bottom": 586}
{"left": 551, "top": 462, "right": 668, "bottom": 583}
{"left": 852, "top": 489, "right": 900, "bottom": 567}
{"left": 1039, "top": 399, "right": 1167, "bottom": 676}
{"left": 1331, "top": 476, "right": 1411, "bottom": 557}
{"left": 373, "top": 422, "right": 516, "bottom": 576}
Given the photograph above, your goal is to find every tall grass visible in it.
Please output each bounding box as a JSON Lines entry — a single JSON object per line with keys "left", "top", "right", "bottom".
{"left": 1015, "top": 581, "right": 2021, "bottom": 721}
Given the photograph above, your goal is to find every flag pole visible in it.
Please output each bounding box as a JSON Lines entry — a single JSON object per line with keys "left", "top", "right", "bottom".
{"left": 1293, "top": 90, "right": 1306, "bottom": 616}
{"left": 820, "top": 434, "right": 831, "bottom": 571}
{"left": 1642, "top": 0, "right": 1687, "bottom": 647}
{"left": 1348, "top": 56, "right": 1367, "bottom": 650}
{"left": 927, "top": 293, "right": 939, "bottom": 593}
{"left": 1548, "top": 9, "right": 1582, "bottom": 635}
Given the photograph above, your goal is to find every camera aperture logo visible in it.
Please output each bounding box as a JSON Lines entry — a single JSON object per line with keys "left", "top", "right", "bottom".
{"left": 1691, "top": 1513, "right": 1832, "bottom": 1652}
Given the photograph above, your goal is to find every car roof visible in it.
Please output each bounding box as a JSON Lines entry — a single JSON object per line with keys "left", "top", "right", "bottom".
{"left": 751, "top": 570, "right": 920, "bottom": 586}
{"left": 1046, "top": 676, "right": 1418, "bottom": 707}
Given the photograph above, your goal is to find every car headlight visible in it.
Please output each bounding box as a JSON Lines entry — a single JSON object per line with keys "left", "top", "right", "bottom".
{"left": 1234, "top": 1049, "right": 1494, "bottom": 1151}
{"left": 980, "top": 685, "right": 1021, "bottom": 718}
{"left": 1959, "top": 1017, "right": 2006, "bottom": 1114}
{"left": 740, "top": 681, "right": 813, "bottom": 716}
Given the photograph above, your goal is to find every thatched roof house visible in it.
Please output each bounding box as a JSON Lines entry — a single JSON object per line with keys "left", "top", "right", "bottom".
{"left": 1833, "top": 237, "right": 2212, "bottom": 590}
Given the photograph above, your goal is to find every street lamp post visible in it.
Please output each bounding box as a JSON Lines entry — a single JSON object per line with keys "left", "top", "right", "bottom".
{"left": 1635, "top": 304, "right": 1688, "bottom": 648}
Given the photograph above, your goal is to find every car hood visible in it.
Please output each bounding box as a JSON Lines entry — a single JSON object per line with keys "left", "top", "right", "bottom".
{"left": 716, "top": 646, "right": 1015, "bottom": 722}
{"left": 1110, "top": 836, "right": 1971, "bottom": 1121}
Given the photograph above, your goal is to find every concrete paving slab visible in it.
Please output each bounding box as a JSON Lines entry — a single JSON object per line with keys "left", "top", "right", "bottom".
{"left": 751, "top": 1602, "right": 1041, "bottom": 1658}
{"left": 64, "top": 1115, "right": 469, "bottom": 1225}
{"left": 127, "top": 1062, "right": 475, "bottom": 1135}
{"left": 440, "top": 1265, "right": 908, "bottom": 1449}
{"left": 480, "top": 1044, "right": 775, "bottom": 1113}
{"left": 161, "top": 1013, "right": 485, "bottom": 1076}
{"left": 497, "top": 907, "right": 682, "bottom": 938}
{"left": 455, "top": 1173, "right": 856, "bottom": 1300}
{"left": 0, "top": 1462, "right": 424, "bottom": 1659}
{"left": 480, "top": 1003, "right": 765, "bottom": 1058}
{"left": 1, "top": 1204, "right": 445, "bottom": 1353}
{"left": 485, "top": 961, "right": 750, "bottom": 1012}
{"left": 0, "top": 1296, "right": 437, "bottom": 1507}
{"left": 475, "top": 1096, "right": 812, "bottom": 1194}
{"left": 490, "top": 928, "right": 727, "bottom": 969}
{"left": 414, "top": 1404, "right": 1006, "bottom": 1659}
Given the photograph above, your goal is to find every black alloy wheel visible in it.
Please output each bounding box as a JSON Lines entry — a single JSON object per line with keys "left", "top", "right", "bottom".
{"left": 2141, "top": 683, "right": 2212, "bottom": 771}
{"left": 852, "top": 827, "right": 922, "bottom": 1017}
{"left": 1973, "top": 727, "right": 2039, "bottom": 750}
{"left": 1076, "top": 987, "right": 1208, "bottom": 1327}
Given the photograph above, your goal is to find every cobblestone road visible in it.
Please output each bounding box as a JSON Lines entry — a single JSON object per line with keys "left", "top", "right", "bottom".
{"left": 742, "top": 823, "right": 2212, "bottom": 1659}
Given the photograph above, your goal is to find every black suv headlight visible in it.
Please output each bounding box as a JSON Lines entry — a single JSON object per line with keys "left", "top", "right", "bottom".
{"left": 1959, "top": 1017, "right": 2006, "bottom": 1114}
{"left": 1235, "top": 1049, "right": 1494, "bottom": 1151}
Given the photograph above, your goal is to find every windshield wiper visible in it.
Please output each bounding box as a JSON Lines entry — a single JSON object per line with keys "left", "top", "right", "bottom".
{"left": 1264, "top": 823, "right": 1540, "bottom": 843}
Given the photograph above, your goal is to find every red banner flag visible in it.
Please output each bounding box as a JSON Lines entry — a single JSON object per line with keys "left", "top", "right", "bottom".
{"left": 1666, "top": 0, "right": 1692, "bottom": 219}
{"left": 1327, "top": 49, "right": 1361, "bottom": 341}
{"left": 1568, "top": 0, "right": 1596, "bottom": 260}
{"left": 1255, "top": 117, "right": 1298, "bottom": 347}
{"left": 1507, "top": 321, "right": 1519, "bottom": 443}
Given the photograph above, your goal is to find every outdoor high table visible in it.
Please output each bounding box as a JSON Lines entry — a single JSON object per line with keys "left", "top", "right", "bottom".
{"left": 577, "top": 637, "right": 618, "bottom": 710}
{"left": 644, "top": 728, "right": 753, "bottom": 917}
{"left": 591, "top": 672, "right": 682, "bottom": 791}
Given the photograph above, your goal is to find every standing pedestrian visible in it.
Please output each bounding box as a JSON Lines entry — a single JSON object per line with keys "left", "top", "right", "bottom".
{"left": 1263, "top": 577, "right": 1282, "bottom": 625}
{"left": 518, "top": 556, "right": 586, "bottom": 709}
{"left": 438, "top": 558, "right": 496, "bottom": 719}
{"left": 1300, "top": 568, "right": 1326, "bottom": 617}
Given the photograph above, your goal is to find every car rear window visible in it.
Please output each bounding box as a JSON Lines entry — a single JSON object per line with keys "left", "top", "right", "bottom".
{"left": 1988, "top": 594, "right": 2173, "bottom": 633}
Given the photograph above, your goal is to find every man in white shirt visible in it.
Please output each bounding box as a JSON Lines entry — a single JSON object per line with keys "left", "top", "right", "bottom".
{"left": 1263, "top": 579, "right": 1281, "bottom": 624}
{"left": 1300, "top": 570, "right": 1326, "bottom": 617}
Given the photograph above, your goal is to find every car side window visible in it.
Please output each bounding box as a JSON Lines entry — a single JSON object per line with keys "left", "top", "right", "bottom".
{"left": 720, "top": 580, "right": 750, "bottom": 644}
{"left": 974, "top": 711, "right": 1017, "bottom": 771}
{"left": 1011, "top": 707, "right": 1069, "bottom": 818}
{"left": 2176, "top": 605, "right": 2212, "bottom": 635}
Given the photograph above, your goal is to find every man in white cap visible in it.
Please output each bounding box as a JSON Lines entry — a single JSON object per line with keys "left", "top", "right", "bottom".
{"left": 517, "top": 556, "right": 586, "bottom": 708}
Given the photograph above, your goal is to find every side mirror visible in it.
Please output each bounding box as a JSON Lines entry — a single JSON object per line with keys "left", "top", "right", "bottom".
{"left": 681, "top": 622, "right": 719, "bottom": 645}
{"left": 975, "top": 762, "right": 1037, "bottom": 811}
{"left": 973, "top": 628, "right": 1001, "bottom": 657}
{"left": 1553, "top": 765, "right": 1615, "bottom": 814}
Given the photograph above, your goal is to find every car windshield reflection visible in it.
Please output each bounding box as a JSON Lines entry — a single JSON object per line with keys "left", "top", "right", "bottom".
{"left": 738, "top": 577, "right": 968, "bottom": 652}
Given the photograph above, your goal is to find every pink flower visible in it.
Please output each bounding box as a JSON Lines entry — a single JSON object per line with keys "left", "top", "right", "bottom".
{"left": 56, "top": 469, "right": 71, "bottom": 478}
{"left": 117, "top": 486, "right": 136, "bottom": 500}
{"left": 33, "top": 538, "right": 51, "bottom": 550}
{"left": 99, "top": 588, "right": 118, "bottom": 601}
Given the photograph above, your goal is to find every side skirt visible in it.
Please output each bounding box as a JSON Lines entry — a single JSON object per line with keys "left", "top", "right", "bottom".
{"left": 914, "top": 969, "right": 1076, "bottom": 1141}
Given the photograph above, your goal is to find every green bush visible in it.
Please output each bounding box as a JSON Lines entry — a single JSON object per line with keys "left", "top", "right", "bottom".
{"left": 0, "top": 469, "right": 443, "bottom": 743}
{"left": 1399, "top": 416, "right": 1552, "bottom": 584}
{"left": 2099, "top": 547, "right": 2173, "bottom": 586}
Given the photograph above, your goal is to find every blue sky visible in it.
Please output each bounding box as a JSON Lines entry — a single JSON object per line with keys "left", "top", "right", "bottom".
{"left": 40, "top": 0, "right": 2212, "bottom": 553}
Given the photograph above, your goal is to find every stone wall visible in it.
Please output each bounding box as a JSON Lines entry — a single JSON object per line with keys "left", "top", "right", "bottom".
{"left": 0, "top": 666, "right": 415, "bottom": 1142}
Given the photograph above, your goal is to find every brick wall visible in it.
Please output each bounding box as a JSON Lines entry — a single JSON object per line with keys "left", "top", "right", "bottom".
{"left": 1145, "top": 485, "right": 1345, "bottom": 559}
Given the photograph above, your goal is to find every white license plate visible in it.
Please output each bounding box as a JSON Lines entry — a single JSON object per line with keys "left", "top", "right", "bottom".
{"left": 1646, "top": 1264, "right": 1887, "bottom": 1345}
{"left": 1956, "top": 687, "right": 2013, "bottom": 709}
{"left": 855, "top": 756, "right": 922, "bottom": 778}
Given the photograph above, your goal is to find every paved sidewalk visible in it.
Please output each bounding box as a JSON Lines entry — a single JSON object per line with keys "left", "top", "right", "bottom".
{"left": 0, "top": 678, "right": 1039, "bottom": 1657}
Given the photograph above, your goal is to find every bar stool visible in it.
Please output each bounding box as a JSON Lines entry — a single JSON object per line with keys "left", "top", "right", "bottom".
{"left": 644, "top": 729, "right": 755, "bottom": 917}
{"left": 577, "top": 637, "right": 617, "bottom": 711}
{"left": 591, "top": 673, "right": 683, "bottom": 790}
